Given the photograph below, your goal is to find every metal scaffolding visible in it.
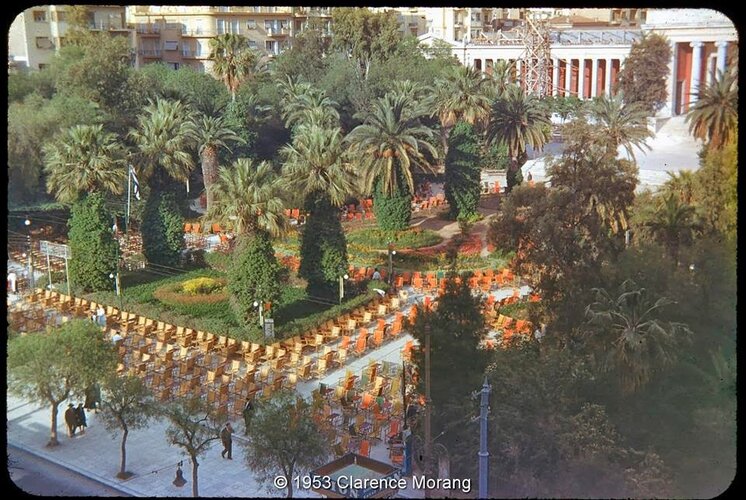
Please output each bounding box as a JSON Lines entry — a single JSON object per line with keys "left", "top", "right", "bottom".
{"left": 520, "top": 9, "right": 553, "bottom": 96}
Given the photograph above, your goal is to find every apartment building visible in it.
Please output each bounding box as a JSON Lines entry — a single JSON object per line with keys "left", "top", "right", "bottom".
{"left": 126, "top": 6, "right": 332, "bottom": 73}
{"left": 8, "top": 5, "right": 131, "bottom": 70}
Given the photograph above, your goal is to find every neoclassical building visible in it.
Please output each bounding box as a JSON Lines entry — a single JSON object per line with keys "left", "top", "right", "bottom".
{"left": 419, "top": 8, "right": 737, "bottom": 118}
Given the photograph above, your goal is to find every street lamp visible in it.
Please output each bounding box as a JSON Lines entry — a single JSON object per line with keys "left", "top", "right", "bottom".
{"left": 24, "top": 218, "right": 35, "bottom": 290}
{"left": 338, "top": 274, "right": 349, "bottom": 304}
{"left": 388, "top": 243, "right": 397, "bottom": 287}
{"left": 253, "top": 300, "right": 264, "bottom": 328}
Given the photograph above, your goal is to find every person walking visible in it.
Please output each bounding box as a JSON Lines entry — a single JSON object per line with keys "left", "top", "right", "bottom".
{"left": 75, "top": 403, "right": 87, "bottom": 435}
{"left": 220, "top": 423, "right": 233, "bottom": 459}
{"left": 64, "top": 404, "right": 77, "bottom": 437}
{"left": 242, "top": 398, "right": 253, "bottom": 436}
{"left": 96, "top": 305, "right": 106, "bottom": 328}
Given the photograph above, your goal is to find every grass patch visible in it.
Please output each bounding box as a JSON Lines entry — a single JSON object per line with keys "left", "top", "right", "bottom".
{"left": 347, "top": 228, "right": 442, "bottom": 250}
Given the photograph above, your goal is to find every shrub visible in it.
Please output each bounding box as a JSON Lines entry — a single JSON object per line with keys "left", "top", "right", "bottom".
{"left": 153, "top": 280, "right": 228, "bottom": 307}
{"left": 181, "top": 277, "right": 225, "bottom": 295}
{"left": 347, "top": 228, "right": 442, "bottom": 250}
{"left": 373, "top": 180, "right": 411, "bottom": 231}
{"left": 67, "top": 193, "right": 118, "bottom": 293}
{"left": 480, "top": 140, "right": 510, "bottom": 171}
{"left": 445, "top": 121, "right": 481, "bottom": 220}
{"left": 229, "top": 232, "right": 286, "bottom": 328}
{"left": 141, "top": 191, "right": 184, "bottom": 267}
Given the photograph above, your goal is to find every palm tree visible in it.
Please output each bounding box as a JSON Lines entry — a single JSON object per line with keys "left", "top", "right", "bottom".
{"left": 209, "top": 33, "right": 258, "bottom": 101}
{"left": 686, "top": 70, "right": 738, "bottom": 150}
{"left": 128, "top": 98, "right": 196, "bottom": 190}
{"left": 644, "top": 193, "right": 699, "bottom": 264}
{"left": 282, "top": 124, "right": 355, "bottom": 207}
{"left": 193, "top": 115, "right": 243, "bottom": 212}
{"left": 484, "top": 60, "right": 514, "bottom": 100}
{"left": 282, "top": 91, "right": 340, "bottom": 131}
{"left": 389, "top": 80, "right": 430, "bottom": 115}
{"left": 208, "top": 159, "right": 287, "bottom": 237}
{"left": 347, "top": 93, "right": 438, "bottom": 198}
{"left": 485, "top": 85, "right": 551, "bottom": 192}
{"left": 590, "top": 92, "right": 652, "bottom": 161}
{"left": 661, "top": 170, "right": 697, "bottom": 205}
{"left": 585, "top": 279, "right": 691, "bottom": 393}
{"left": 43, "top": 124, "right": 127, "bottom": 203}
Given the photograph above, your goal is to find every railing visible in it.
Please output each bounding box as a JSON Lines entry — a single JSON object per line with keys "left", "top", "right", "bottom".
{"left": 139, "top": 49, "right": 162, "bottom": 57}
{"left": 89, "top": 22, "right": 127, "bottom": 31}
{"left": 136, "top": 24, "right": 161, "bottom": 34}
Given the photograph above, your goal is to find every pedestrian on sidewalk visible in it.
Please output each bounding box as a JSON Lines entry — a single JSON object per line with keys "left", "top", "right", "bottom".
{"left": 96, "top": 305, "right": 106, "bottom": 328}
{"left": 75, "top": 403, "right": 87, "bottom": 435}
{"left": 220, "top": 422, "right": 233, "bottom": 459}
{"left": 64, "top": 403, "right": 77, "bottom": 437}
{"left": 242, "top": 398, "right": 253, "bottom": 436}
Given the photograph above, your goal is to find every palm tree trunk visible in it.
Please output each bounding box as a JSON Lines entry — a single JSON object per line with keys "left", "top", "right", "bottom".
{"left": 202, "top": 146, "right": 219, "bottom": 213}
{"left": 505, "top": 157, "right": 519, "bottom": 193}
{"left": 47, "top": 401, "right": 60, "bottom": 447}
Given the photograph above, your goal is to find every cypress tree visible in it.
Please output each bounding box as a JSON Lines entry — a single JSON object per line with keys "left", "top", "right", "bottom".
{"left": 445, "top": 121, "right": 481, "bottom": 220}
{"left": 141, "top": 191, "right": 184, "bottom": 267}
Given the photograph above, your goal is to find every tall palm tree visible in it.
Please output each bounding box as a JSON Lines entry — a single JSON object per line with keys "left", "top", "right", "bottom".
{"left": 585, "top": 279, "right": 691, "bottom": 393}
{"left": 281, "top": 124, "right": 355, "bottom": 207}
{"left": 193, "top": 115, "right": 243, "bottom": 212}
{"left": 590, "top": 92, "right": 652, "bottom": 161}
{"left": 347, "top": 93, "right": 438, "bottom": 198}
{"left": 128, "top": 98, "right": 196, "bottom": 190}
{"left": 661, "top": 170, "right": 697, "bottom": 205}
{"left": 209, "top": 33, "right": 258, "bottom": 101}
{"left": 485, "top": 85, "right": 551, "bottom": 192}
{"left": 686, "top": 70, "right": 738, "bottom": 150}
{"left": 208, "top": 159, "right": 287, "bottom": 237}
{"left": 644, "top": 193, "right": 699, "bottom": 264}
{"left": 484, "top": 60, "right": 514, "bottom": 100}
{"left": 43, "top": 124, "right": 127, "bottom": 203}
{"left": 389, "top": 80, "right": 430, "bottom": 115}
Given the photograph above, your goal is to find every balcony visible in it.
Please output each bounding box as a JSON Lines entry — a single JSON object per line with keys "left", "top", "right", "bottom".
{"left": 181, "top": 28, "right": 214, "bottom": 37}
{"left": 136, "top": 24, "right": 161, "bottom": 35}
{"left": 266, "top": 27, "right": 290, "bottom": 37}
{"left": 182, "top": 49, "right": 207, "bottom": 59}
{"left": 89, "top": 21, "right": 128, "bottom": 31}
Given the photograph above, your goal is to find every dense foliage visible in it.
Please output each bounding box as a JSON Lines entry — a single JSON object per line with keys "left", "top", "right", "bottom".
{"left": 444, "top": 121, "right": 482, "bottom": 219}
{"left": 616, "top": 33, "right": 672, "bottom": 115}
{"left": 141, "top": 191, "right": 184, "bottom": 267}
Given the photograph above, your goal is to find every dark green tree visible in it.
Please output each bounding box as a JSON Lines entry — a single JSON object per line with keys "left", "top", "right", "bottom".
{"left": 141, "top": 191, "right": 184, "bottom": 267}
{"left": 228, "top": 232, "right": 286, "bottom": 329}
{"left": 444, "top": 121, "right": 481, "bottom": 220}
{"left": 243, "top": 390, "right": 330, "bottom": 498}
{"left": 616, "top": 33, "right": 672, "bottom": 115}
{"left": 693, "top": 140, "right": 737, "bottom": 239}
{"left": 67, "top": 192, "right": 118, "bottom": 293}
{"left": 409, "top": 274, "right": 490, "bottom": 478}
{"left": 8, "top": 319, "right": 117, "bottom": 447}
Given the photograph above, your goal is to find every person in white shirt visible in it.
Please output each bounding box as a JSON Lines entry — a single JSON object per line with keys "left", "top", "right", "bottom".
{"left": 372, "top": 268, "right": 382, "bottom": 281}
{"left": 8, "top": 271, "right": 18, "bottom": 293}
{"left": 96, "top": 305, "right": 106, "bottom": 327}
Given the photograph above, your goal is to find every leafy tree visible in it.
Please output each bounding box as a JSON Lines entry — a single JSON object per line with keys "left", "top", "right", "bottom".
{"left": 243, "top": 390, "right": 329, "bottom": 498}
{"left": 208, "top": 159, "right": 287, "bottom": 237}
{"left": 98, "top": 375, "right": 155, "bottom": 479}
{"left": 371, "top": 177, "right": 412, "bottom": 232}
{"left": 67, "top": 192, "right": 119, "bottom": 292}
{"left": 228, "top": 232, "right": 286, "bottom": 329}
{"left": 223, "top": 89, "right": 272, "bottom": 161}
{"left": 43, "top": 124, "right": 127, "bottom": 203}
{"left": 479, "top": 140, "right": 510, "bottom": 171}
{"left": 346, "top": 93, "right": 438, "bottom": 230}
{"left": 660, "top": 170, "right": 697, "bottom": 205}
{"left": 692, "top": 140, "right": 737, "bottom": 239}
{"left": 616, "top": 33, "right": 672, "bottom": 115}
{"left": 209, "top": 33, "right": 261, "bottom": 101}
{"left": 8, "top": 320, "right": 117, "bottom": 447}
{"left": 162, "top": 396, "right": 223, "bottom": 498}
{"left": 444, "top": 121, "right": 481, "bottom": 219}
{"left": 273, "top": 19, "right": 331, "bottom": 84}
{"left": 193, "top": 115, "right": 243, "bottom": 212}
{"left": 485, "top": 85, "right": 550, "bottom": 192}
{"left": 589, "top": 92, "right": 652, "bottom": 161}
{"left": 686, "top": 70, "right": 738, "bottom": 150}
{"left": 164, "top": 65, "right": 231, "bottom": 117}
{"left": 141, "top": 191, "right": 184, "bottom": 267}
{"left": 409, "top": 274, "right": 490, "bottom": 479}
{"left": 584, "top": 279, "right": 692, "bottom": 394}
{"left": 331, "top": 7, "right": 401, "bottom": 80}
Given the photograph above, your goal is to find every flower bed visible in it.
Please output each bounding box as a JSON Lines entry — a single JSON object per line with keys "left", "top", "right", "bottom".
{"left": 153, "top": 278, "right": 228, "bottom": 306}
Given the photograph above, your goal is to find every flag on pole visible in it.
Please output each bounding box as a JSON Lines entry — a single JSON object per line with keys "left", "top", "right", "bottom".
{"left": 129, "top": 165, "right": 141, "bottom": 200}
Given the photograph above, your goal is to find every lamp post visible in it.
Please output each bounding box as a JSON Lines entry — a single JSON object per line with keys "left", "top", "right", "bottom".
{"left": 24, "top": 218, "right": 35, "bottom": 290}
{"left": 387, "top": 243, "right": 396, "bottom": 288}
{"left": 253, "top": 300, "right": 264, "bottom": 328}
{"left": 338, "top": 274, "right": 349, "bottom": 304}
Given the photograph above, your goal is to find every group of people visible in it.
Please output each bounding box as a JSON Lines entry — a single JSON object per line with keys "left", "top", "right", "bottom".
{"left": 64, "top": 403, "right": 88, "bottom": 437}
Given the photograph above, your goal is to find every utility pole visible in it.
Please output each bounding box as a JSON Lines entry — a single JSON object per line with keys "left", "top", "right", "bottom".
{"left": 424, "top": 323, "right": 432, "bottom": 499}
{"left": 478, "top": 377, "right": 491, "bottom": 498}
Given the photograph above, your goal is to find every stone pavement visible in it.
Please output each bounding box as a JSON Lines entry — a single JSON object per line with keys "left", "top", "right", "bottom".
{"left": 8, "top": 284, "right": 529, "bottom": 498}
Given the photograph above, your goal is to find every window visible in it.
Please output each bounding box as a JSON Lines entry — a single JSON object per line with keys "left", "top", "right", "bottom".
{"left": 38, "top": 63, "right": 48, "bottom": 70}
{"left": 164, "top": 40, "right": 178, "bottom": 51}
{"left": 264, "top": 20, "right": 272, "bottom": 31}
{"left": 195, "top": 40, "right": 203, "bottom": 57}
{"left": 265, "top": 40, "right": 276, "bottom": 54}
{"left": 216, "top": 19, "right": 225, "bottom": 34}
{"left": 35, "top": 37, "right": 53, "bottom": 49}
{"left": 53, "top": 11, "right": 66, "bottom": 22}
{"left": 248, "top": 39, "right": 257, "bottom": 49}
{"left": 230, "top": 19, "right": 239, "bottom": 34}
{"left": 247, "top": 19, "right": 257, "bottom": 29}
{"left": 33, "top": 10, "right": 47, "bottom": 22}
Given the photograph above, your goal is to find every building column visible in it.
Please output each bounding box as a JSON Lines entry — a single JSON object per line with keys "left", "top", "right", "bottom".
{"left": 591, "top": 58, "right": 599, "bottom": 98}
{"left": 689, "top": 41, "right": 703, "bottom": 106}
{"left": 605, "top": 57, "right": 613, "bottom": 95}
{"left": 578, "top": 58, "right": 585, "bottom": 99}
{"left": 552, "top": 57, "right": 559, "bottom": 96}
{"left": 516, "top": 59, "right": 523, "bottom": 87}
{"left": 668, "top": 41, "right": 678, "bottom": 116}
{"left": 716, "top": 41, "right": 728, "bottom": 75}
{"left": 565, "top": 58, "right": 572, "bottom": 97}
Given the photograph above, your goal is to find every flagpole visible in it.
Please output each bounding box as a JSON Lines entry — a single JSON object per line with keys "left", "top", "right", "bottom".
{"left": 126, "top": 165, "right": 132, "bottom": 234}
